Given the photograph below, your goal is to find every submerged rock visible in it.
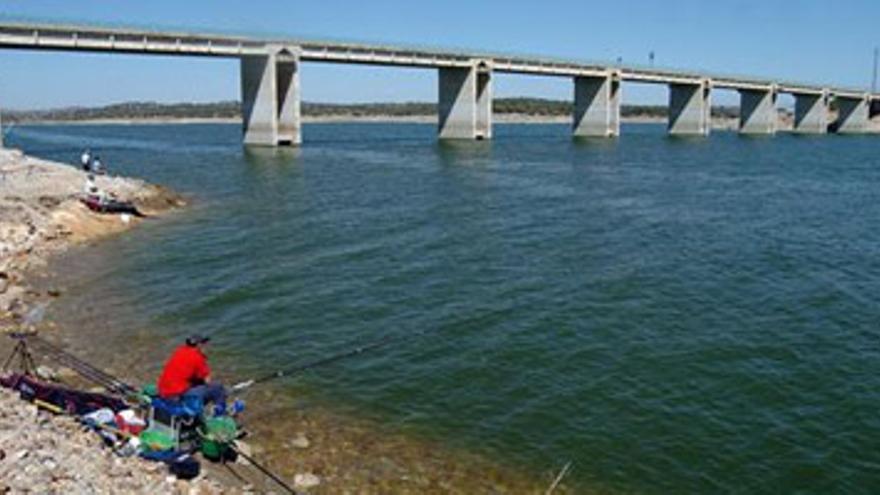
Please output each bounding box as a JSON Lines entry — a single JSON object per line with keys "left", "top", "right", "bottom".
{"left": 294, "top": 472, "right": 321, "bottom": 489}
{"left": 289, "top": 434, "right": 311, "bottom": 449}
{"left": 0, "top": 284, "right": 24, "bottom": 312}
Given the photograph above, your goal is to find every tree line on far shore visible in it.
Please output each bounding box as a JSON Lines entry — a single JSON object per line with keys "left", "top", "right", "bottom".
{"left": 4, "top": 98, "right": 743, "bottom": 122}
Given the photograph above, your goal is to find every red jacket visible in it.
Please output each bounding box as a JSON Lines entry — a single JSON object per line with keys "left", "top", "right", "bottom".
{"left": 158, "top": 345, "right": 211, "bottom": 397}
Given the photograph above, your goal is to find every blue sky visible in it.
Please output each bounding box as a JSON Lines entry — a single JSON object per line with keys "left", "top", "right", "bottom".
{"left": 0, "top": 0, "right": 877, "bottom": 109}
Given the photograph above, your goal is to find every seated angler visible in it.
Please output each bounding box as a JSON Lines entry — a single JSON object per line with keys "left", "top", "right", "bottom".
{"left": 158, "top": 335, "right": 229, "bottom": 415}
{"left": 91, "top": 156, "right": 105, "bottom": 175}
{"left": 83, "top": 174, "right": 106, "bottom": 205}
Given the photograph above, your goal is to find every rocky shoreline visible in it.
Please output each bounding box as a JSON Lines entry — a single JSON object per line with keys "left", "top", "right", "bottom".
{"left": 0, "top": 147, "right": 186, "bottom": 318}
{"left": 0, "top": 148, "right": 230, "bottom": 494}
{"left": 0, "top": 386, "right": 225, "bottom": 494}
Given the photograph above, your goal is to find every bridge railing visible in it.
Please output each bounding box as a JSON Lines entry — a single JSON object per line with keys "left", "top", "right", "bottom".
{"left": 0, "top": 14, "right": 874, "bottom": 98}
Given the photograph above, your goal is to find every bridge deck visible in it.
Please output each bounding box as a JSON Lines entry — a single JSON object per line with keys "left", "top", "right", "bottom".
{"left": 0, "top": 21, "right": 872, "bottom": 99}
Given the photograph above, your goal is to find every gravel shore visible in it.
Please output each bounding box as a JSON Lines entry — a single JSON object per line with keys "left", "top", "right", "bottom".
{"left": 0, "top": 148, "right": 224, "bottom": 494}
{"left": 0, "top": 387, "right": 225, "bottom": 494}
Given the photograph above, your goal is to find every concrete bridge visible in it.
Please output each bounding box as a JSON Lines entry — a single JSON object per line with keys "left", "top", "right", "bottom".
{"left": 1, "top": 20, "right": 878, "bottom": 146}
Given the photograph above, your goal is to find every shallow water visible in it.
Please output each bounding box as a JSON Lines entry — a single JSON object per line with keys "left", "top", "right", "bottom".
{"left": 10, "top": 122, "right": 880, "bottom": 493}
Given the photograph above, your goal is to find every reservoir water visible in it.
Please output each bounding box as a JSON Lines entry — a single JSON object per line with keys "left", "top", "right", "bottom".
{"left": 9, "top": 122, "right": 880, "bottom": 493}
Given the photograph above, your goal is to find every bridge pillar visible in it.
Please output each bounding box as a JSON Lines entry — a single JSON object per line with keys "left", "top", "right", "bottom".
{"left": 240, "top": 47, "right": 301, "bottom": 146}
{"left": 739, "top": 87, "right": 777, "bottom": 135}
{"left": 573, "top": 72, "right": 620, "bottom": 137}
{"left": 831, "top": 94, "right": 870, "bottom": 134}
{"left": 871, "top": 99, "right": 880, "bottom": 119}
{"left": 668, "top": 80, "right": 711, "bottom": 136}
{"left": 792, "top": 91, "right": 829, "bottom": 134}
{"left": 438, "top": 60, "right": 492, "bottom": 140}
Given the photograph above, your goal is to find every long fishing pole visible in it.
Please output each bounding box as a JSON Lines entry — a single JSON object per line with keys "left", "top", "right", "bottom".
{"left": 28, "top": 334, "right": 139, "bottom": 395}
{"left": 11, "top": 303, "right": 137, "bottom": 395}
{"left": 231, "top": 327, "right": 433, "bottom": 392}
{"left": 228, "top": 443, "right": 299, "bottom": 494}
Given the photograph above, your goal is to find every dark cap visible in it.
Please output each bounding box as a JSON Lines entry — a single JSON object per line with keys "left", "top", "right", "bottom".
{"left": 185, "top": 334, "right": 211, "bottom": 346}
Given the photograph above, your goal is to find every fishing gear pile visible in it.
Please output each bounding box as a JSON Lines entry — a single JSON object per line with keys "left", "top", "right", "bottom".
{"left": 0, "top": 331, "right": 295, "bottom": 493}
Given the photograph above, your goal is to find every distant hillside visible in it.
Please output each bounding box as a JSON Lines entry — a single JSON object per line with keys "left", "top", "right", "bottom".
{"left": 5, "top": 98, "right": 740, "bottom": 122}
{"left": 6, "top": 101, "right": 242, "bottom": 123}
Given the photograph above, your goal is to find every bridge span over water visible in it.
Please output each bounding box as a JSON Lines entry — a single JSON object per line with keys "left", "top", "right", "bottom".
{"left": 1, "top": 20, "right": 878, "bottom": 146}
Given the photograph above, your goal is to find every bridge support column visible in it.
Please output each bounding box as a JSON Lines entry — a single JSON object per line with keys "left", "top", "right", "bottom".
{"left": 240, "top": 47, "right": 301, "bottom": 146}
{"left": 668, "top": 80, "right": 711, "bottom": 136}
{"left": 573, "top": 72, "right": 620, "bottom": 137}
{"left": 832, "top": 94, "right": 870, "bottom": 134}
{"left": 739, "top": 87, "right": 777, "bottom": 135}
{"left": 438, "top": 60, "right": 492, "bottom": 140}
{"left": 871, "top": 99, "right": 880, "bottom": 119}
{"left": 792, "top": 91, "right": 829, "bottom": 134}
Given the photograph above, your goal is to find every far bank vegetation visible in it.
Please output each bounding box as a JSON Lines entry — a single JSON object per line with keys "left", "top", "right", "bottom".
{"left": 6, "top": 98, "right": 742, "bottom": 123}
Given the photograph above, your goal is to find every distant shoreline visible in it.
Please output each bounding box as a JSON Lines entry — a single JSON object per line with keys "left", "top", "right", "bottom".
{"left": 10, "top": 114, "right": 765, "bottom": 132}
{"left": 14, "top": 113, "right": 701, "bottom": 126}
{"left": 7, "top": 98, "right": 731, "bottom": 126}
{"left": 20, "top": 114, "right": 880, "bottom": 132}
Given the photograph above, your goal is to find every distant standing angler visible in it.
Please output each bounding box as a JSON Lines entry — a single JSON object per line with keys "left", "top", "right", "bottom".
{"left": 80, "top": 148, "right": 91, "bottom": 171}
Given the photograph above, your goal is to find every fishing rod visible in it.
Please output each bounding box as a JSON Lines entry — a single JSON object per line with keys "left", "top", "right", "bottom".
{"left": 231, "top": 326, "right": 436, "bottom": 392}
{"left": 27, "top": 334, "right": 139, "bottom": 396}
{"left": 228, "top": 443, "right": 298, "bottom": 495}
{"left": 3, "top": 332, "right": 134, "bottom": 397}
{"left": 11, "top": 304, "right": 138, "bottom": 395}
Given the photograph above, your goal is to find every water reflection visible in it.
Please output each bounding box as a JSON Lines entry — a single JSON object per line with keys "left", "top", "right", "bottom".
{"left": 435, "top": 140, "right": 493, "bottom": 167}
{"left": 242, "top": 145, "right": 302, "bottom": 167}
